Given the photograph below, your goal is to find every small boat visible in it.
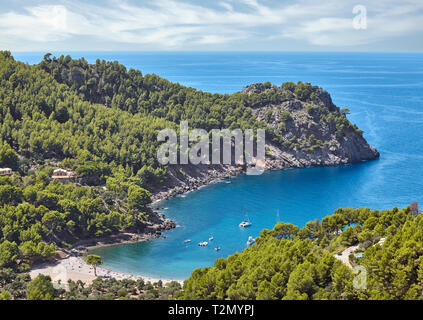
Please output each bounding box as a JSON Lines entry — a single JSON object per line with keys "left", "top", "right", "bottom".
{"left": 209, "top": 236, "right": 214, "bottom": 241}
{"left": 239, "top": 210, "right": 252, "bottom": 228}
{"left": 246, "top": 236, "right": 255, "bottom": 246}
{"left": 239, "top": 221, "right": 252, "bottom": 228}
{"left": 198, "top": 241, "right": 208, "bottom": 247}
{"left": 184, "top": 239, "right": 191, "bottom": 243}
{"left": 215, "top": 247, "right": 221, "bottom": 251}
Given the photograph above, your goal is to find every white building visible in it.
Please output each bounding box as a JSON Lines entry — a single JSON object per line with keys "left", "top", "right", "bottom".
{"left": 0, "top": 168, "right": 13, "bottom": 176}
{"left": 51, "top": 168, "right": 77, "bottom": 180}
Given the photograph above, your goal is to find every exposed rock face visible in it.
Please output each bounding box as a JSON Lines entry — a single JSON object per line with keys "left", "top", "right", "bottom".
{"left": 245, "top": 83, "right": 379, "bottom": 167}
{"left": 151, "top": 82, "right": 379, "bottom": 202}
{"left": 151, "top": 164, "right": 243, "bottom": 202}
{"left": 241, "top": 82, "right": 267, "bottom": 94}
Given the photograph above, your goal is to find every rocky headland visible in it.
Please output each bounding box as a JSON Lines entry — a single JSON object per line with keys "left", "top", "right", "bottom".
{"left": 150, "top": 82, "right": 379, "bottom": 202}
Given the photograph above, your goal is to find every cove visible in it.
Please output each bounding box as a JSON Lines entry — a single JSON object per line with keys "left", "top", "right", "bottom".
{"left": 90, "top": 160, "right": 392, "bottom": 280}
{"left": 20, "top": 51, "right": 419, "bottom": 280}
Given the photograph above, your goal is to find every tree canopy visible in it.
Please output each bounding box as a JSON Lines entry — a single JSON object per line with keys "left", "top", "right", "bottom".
{"left": 183, "top": 206, "right": 423, "bottom": 300}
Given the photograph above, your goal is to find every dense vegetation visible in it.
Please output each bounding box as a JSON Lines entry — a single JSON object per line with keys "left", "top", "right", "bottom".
{"left": 39, "top": 53, "right": 276, "bottom": 133}
{"left": 2, "top": 205, "right": 422, "bottom": 300}
{"left": 0, "top": 51, "right": 175, "bottom": 186}
{"left": 0, "top": 51, "right": 383, "bottom": 300}
{"left": 0, "top": 270, "right": 182, "bottom": 300}
{"left": 0, "top": 155, "right": 152, "bottom": 271}
{"left": 39, "top": 53, "right": 361, "bottom": 152}
{"left": 183, "top": 206, "right": 423, "bottom": 300}
{"left": 0, "top": 51, "right": 362, "bottom": 188}
{"left": 0, "top": 51, "right": 362, "bottom": 264}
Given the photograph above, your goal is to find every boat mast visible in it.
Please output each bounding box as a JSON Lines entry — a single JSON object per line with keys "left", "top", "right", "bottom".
{"left": 245, "top": 209, "right": 250, "bottom": 222}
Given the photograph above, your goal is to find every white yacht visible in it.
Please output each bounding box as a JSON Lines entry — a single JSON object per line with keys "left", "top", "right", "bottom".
{"left": 239, "top": 221, "right": 252, "bottom": 228}
{"left": 198, "top": 241, "right": 208, "bottom": 247}
{"left": 239, "top": 210, "right": 252, "bottom": 228}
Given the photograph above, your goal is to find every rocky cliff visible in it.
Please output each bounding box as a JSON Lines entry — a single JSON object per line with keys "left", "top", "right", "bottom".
{"left": 243, "top": 82, "right": 379, "bottom": 168}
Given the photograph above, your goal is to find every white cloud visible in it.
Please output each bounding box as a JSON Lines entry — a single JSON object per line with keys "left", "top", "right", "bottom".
{"left": 0, "top": 0, "right": 422, "bottom": 50}
{"left": 0, "top": 5, "right": 69, "bottom": 41}
{"left": 280, "top": 0, "right": 423, "bottom": 47}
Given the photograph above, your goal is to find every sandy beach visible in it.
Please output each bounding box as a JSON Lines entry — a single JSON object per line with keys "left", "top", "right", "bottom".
{"left": 29, "top": 256, "right": 184, "bottom": 288}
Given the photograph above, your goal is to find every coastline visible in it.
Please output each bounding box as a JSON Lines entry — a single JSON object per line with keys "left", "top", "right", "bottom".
{"left": 30, "top": 256, "right": 184, "bottom": 287}
{"left": 28, "top": 165, "right": 244, "bottom": 285}
{"left": 28, "top": 213, "right": 179, "bottom": 285}
{"left": 29, "top": 143, "right": 379, "bottom": 285}
{"left": 150, "top": 164, "right": 244, "bottom": 203}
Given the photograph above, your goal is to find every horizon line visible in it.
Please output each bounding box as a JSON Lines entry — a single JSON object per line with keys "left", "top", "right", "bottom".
{"left": 8, "top": 49, "right": 423, "bottom": 54}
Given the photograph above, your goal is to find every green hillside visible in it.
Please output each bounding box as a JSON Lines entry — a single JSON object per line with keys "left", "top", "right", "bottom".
{"left": 0, "top": 51, "right": 385, "bottom": 300}
{"left": 183, "top": 206, "right": 423, "bottom": 300}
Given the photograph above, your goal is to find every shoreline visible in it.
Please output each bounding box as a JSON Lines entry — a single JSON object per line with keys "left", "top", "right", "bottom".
{"left": 29, "top": 166, "right": 244, "bottom": 285}
{"left": 30, "top": 256, "right": 184, "bottom": 287}
{"left": 29, "top": 214, "right": 179, "bottom": 285}
{"left": 29, "top": 156, "right": 379, "bottom": 286}
{"left": 150, "top": 164, "right": 244, "bottom": 203}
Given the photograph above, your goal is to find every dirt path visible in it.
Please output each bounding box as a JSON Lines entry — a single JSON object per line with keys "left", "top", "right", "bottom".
{"left": 334, "top": 244, "right": 359, "bottom": 269}
{"left": 334, "top": 238, "right": 386, "bottom": 268}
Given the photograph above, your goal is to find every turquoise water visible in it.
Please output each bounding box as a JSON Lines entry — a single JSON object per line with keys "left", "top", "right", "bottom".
{"left": 14, "top": 52, "right": 423, "bottom": 279}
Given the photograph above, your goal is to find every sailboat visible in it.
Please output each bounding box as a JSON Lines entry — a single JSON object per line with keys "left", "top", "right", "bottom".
{"left": 239, "top": 210, "right": 252, "bottom": 228}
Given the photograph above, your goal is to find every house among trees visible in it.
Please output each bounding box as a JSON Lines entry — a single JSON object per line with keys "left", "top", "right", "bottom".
{"left": 0, "top": 168, "right": 13, "bottom": 176}
{"left": 51, "top": 168, "right": 77, "bottom": 180}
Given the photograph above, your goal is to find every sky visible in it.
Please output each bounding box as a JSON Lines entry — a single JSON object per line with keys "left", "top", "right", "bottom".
{"left": 0, "top": 0, "right": 422, "bottom": 52}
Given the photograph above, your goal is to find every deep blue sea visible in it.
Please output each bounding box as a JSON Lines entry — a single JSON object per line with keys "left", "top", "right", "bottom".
{"left": 14, "top": 51, "right": 423, "bottom": 280}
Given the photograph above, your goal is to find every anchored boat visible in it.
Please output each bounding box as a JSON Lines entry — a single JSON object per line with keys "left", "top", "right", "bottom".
{"left": 246, "top": 236, "right": 256, "bottom": 246}
{"left": 239, "top": 221, "right": 252, "bottom": 228}
{"left": 239, "top": 209, "right": 252, "bottom": 228}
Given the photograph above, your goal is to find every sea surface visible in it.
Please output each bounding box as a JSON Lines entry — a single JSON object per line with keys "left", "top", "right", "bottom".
{"left": 14, "top": 51, "right": 423, "bottom": 280}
